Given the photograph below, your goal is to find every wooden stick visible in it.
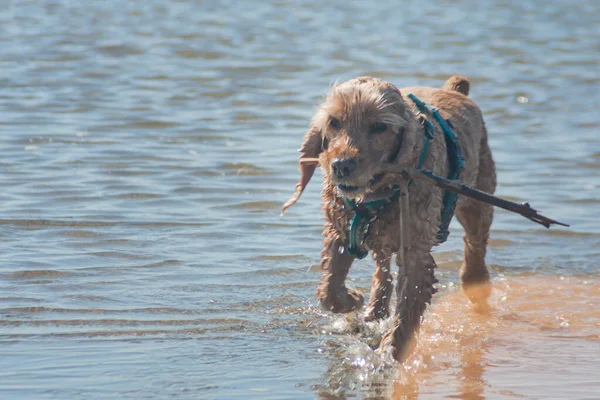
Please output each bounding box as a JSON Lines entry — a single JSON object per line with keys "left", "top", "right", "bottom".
{"left": 299, "top": 158, "right": 320, "bottom": 165}
{"left": 292, "top": 158, "right": 568, "bottom": 228}
{"left": 398, "top": 179, "right": 411, "bottom": 267}
{"left": 381, "top": 163, "right": 569, "bottom": 228}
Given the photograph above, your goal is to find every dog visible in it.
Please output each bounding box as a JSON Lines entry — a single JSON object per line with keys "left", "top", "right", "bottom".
{"left": 282, "top": 75, "right": 496, "bottom": 361}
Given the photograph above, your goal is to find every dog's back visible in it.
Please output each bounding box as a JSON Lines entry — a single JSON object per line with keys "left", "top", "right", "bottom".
{"left": 401, "top": 76, "right": 488, "bottom": 189}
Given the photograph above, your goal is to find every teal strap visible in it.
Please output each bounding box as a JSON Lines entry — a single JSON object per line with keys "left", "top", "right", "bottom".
{"left": 348, "top": 213, "right": 369, "bottom": 259}
{"left": 407, "top": 93, "right": 465, "bottom": 243}
{"left": 344, "top": 196, "right": 392, "bottom": 259}
{"left": 417, "top": 119, "right": 435, "bottom": 169}
{"left": 407, "top": 93, "right": 464, "bottom": 172}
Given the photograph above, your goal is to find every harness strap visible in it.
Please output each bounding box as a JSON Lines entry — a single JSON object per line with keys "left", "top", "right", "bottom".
{"left": 407, "top": 94, "right": 465, "bottom": 242}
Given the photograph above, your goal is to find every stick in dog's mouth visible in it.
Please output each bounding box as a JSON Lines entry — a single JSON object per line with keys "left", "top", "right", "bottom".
{"left": 299, "top": 158, "right": 320, "bottom": 165}
{"left": 337, "top": 184, "right": 362, "bottom": 193}
{"left": 289, "top": 160, "right": 569, "bottom": 228}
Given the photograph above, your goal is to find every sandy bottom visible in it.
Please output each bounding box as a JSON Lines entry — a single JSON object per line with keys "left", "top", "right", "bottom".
{"left": 320, "top": 274, "right": 600, "bottom": 399}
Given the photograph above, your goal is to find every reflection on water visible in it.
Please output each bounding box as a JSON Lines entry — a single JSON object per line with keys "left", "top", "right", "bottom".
{"left": 0, "top": 0, "right": 598, "bottom": 398}
{"left": 317, "top": 275, "right": 600, "bottom": 399}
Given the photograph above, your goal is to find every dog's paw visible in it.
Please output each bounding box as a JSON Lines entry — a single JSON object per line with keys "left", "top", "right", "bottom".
{"left": 319, "top": 287, "right": 364, "bottom": 313}
{"left": 363, "top": 306, "right": 389, "bottom": 322}
{"left": 377, "top": 328, "right": 417, "bottom": 363}
{"left": 462, "top": 280, "right": 493, "bottom": 314}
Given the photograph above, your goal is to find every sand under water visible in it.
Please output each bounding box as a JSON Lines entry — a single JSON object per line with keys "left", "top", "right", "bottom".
{"left": 316, "top": 275, "right": 600, "bottom": 399}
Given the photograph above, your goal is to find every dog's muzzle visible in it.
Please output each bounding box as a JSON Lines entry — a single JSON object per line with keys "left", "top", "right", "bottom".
{"left": 331, "top": 158, "right": 357, "bottom": 179}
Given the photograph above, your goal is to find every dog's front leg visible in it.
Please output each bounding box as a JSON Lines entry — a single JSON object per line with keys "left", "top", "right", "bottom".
{"left": 379, "top": 245, "right": 438, "bottom": 361}
{"left": 316, "top": 236, "right": 364, "bottom": 313}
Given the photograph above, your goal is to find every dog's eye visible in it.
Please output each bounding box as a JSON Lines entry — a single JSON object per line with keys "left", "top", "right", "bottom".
{"left": 329, "top": 118, "right": 341, "bottom": 130}
{"left": 369, "top": 122, "right": 388, "bottom": 134}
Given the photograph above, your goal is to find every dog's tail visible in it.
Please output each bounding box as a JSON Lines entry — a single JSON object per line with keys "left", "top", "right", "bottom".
{"left": 442, "top": 75, "right": 470, "bottom": 96}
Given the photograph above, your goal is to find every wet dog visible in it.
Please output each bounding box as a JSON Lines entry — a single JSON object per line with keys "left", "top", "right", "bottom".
{"left": 282, "top": 76, "right": 496, "bottom": 361}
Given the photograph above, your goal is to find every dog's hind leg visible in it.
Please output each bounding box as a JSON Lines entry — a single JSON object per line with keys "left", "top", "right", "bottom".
{"left": 316, "top": 236, "right": 364, "bottom": 313}
{"left": 455, "top": 135, "right": 496, "bottom": 305}
{"left": 379, "top": 247, "right": 438, "bottom": 361}
{"left": 364, "top": 253, "right": 393, "bottom": 321}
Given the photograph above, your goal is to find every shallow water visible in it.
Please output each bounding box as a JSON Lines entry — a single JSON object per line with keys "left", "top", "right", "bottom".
{"left": 1, "top": 0, "right": 599, "bottom": 399}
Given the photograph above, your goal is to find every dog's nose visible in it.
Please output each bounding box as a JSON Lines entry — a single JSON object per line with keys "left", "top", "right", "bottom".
{"left": 331, "top": 158, "right": 357, "bottom": 178}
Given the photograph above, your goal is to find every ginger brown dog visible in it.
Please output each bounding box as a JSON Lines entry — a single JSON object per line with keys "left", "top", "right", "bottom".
{"left": 283, "top": 75, "right": 496, "bottom": 361}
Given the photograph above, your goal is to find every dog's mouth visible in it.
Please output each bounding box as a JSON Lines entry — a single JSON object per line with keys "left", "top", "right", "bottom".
{"left": 336, "top": 184, "right": 364, "bottom": 197}
{"left": 336, "top": 173, "right": 387, "bottom": 198}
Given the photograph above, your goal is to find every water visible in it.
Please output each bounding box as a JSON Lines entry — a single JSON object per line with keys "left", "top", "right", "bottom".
{"left": 0, "top": 0, "right": 599, "bottom": 398}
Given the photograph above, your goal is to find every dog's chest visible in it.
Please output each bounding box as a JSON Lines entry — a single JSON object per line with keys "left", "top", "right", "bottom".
{"left": 363, "top": 205, "right": 400, "bottom": 254}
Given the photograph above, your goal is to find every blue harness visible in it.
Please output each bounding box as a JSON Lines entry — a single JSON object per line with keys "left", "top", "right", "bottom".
{"left": 345, "top": 94, "right": 465, "bottom": 259}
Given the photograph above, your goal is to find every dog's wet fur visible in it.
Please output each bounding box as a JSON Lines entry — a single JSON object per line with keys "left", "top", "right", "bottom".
{"left": 283, "top": 75, "right": 496, "bottom": 361}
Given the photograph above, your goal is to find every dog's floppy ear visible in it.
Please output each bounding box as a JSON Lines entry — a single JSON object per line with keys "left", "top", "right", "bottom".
{"left": 281, "top": 124, "right": 325, "bottom": 215}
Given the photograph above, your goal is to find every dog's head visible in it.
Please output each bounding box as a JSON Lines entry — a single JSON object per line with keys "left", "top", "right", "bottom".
{"left": 282, "top": 77, "right": 420, "bottom": 214}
